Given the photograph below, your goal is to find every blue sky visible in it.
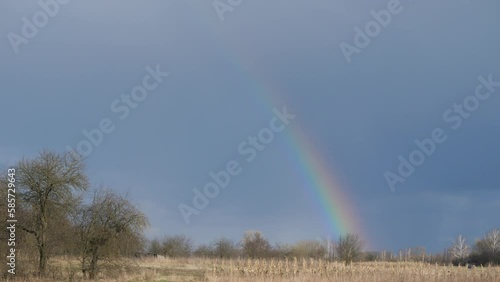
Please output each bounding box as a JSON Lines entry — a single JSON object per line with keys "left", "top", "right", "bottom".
{"left": 1, "top": 0, "right": 499, "bottom": 252}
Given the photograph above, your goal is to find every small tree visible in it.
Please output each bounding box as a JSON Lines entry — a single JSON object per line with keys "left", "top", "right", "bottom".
{"left": 485, "top": 229, "right": 500, "bottom": 255}
{"left": 148, "top": 238, "right": 162, "bottom": 255}
{"left": 292, "top": 240, "right": 327, "bottom": 259}
{"left": 161, "top": 235, "right": 193, "bottom": 258}
{"left": 469, "top": 229, "right": 500, "bottom": 266}
{"left": 450, "top": 235, "right": 470, "bottom": 265}
{"left": 272, "top": 243, "right": 293, "bottom": 258}
{"left": 17, "top": 150, "right": 88, "bottom": 276}
{"left": 242, "top": 231, "right": 271, "bottom": 258}
{"left": 336, "top": 233, "right": 363, "bottom": 265}
{"left": 194, "top": 244, "right": 214, "bottom": 257}
{"left": 74, "top": 189, "right": 148, "bottom": 279}
{"left": 212, "top": 237, "right": 237, "bottom": 258}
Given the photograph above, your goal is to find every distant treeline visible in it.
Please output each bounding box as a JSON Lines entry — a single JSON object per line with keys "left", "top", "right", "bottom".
{"left": 449, "top": 232, "right": 500, "bottom": 266}
{"left": 144, "top": 229, "right": 500, "bottom": 267}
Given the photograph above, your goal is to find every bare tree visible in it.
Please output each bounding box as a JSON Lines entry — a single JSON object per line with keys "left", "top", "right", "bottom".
{"left": 469, "top": 231, "right": 500, "bottom": 266}
{"left": 473, "top": 239, "right": 489, "bottom": 256}
{"left": 74, "top": 189, "right": 148, "bottom": 279}
{"left": 292, "top": 240, "right": 327, "bottom": 259}
{"left": 193, "top": 244, "right": 214, "bottom": 258}
{"left": 212, "top": 237, "right": 237, "bottom": 258}
{"left": 450, "top": 235, "right": 470, "bottom": 264}
{"left": 161, "top": 235, "right": 193, "bottom": 258}
{"left": 242, "top": 231, "right": 271, "bottom": 259}
{"left": 148, "top": 238, "right": 162, "bottom": 255}
{"left": 336, "top": 234, "right": 363, "bottom": 265}
{"left": 16, "top": 150, "right": 88, "bottom": 276}
{"left": 485, "top": 229, "right": 500, "bottom": 255}
{"left": 325, "top": 237, "right": 336, "bottom": 261}
{"left": 272, "top": 243, "right": 293, "bottom": 258}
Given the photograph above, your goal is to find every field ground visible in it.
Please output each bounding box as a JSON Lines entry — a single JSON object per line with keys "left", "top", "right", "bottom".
{"left": 4, "top": 257, "right": 500, "bottom": 282}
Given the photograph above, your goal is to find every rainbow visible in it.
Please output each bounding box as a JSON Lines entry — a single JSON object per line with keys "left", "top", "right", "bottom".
{"left": 255, "top": 82, "right": 371, "bottom": 249}
{"left": 284, "top": 124, "right": 371, "bottom": 248}
{"left": 193, "top": 12, "right": 372, "bottom": 248}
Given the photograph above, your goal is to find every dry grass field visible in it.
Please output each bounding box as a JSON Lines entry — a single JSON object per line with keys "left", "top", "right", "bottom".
{"left": 4, "top": 257, "right": 500, "bottom": 282}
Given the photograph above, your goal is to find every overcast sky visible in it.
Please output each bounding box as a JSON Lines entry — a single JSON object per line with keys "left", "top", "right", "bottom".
{"left": 1, "top": 0, "right": 499, "bottom": 252}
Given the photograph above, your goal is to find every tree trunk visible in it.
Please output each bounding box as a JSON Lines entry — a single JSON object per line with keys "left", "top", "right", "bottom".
{"left": 81, "top": 255, "right": 88, "bottom": 279}
{"left": 89, "top": 248, "right": 99, "bottom": 279}
{"left": 38, "top": 245, "right": 46, "bottom": 276}
{"left": 38, "top": 217, "right": 48, "bottom": 276}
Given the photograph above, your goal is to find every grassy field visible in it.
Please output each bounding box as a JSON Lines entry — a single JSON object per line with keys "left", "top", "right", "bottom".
{"left": 5, "top": 257, "right": 500, "bottom": 282}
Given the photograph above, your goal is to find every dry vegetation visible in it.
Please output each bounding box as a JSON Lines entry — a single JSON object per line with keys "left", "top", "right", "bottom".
{"left": 208, "top": 259, "right": 500, "bottom": 282}
{"left": 3, "top": 257, "right": 500, "bottom": 282}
